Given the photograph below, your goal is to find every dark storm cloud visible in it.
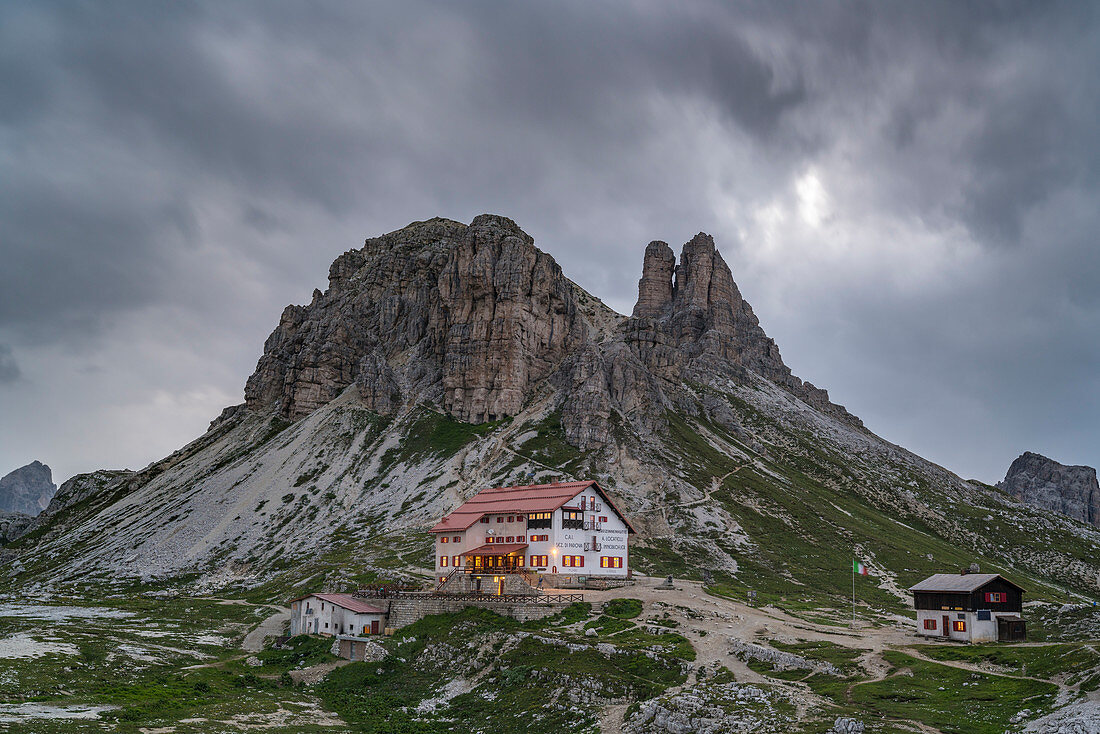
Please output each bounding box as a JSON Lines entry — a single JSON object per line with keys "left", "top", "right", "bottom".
{"left": 1, "top": 0, "right": 1099, "bottom": 481}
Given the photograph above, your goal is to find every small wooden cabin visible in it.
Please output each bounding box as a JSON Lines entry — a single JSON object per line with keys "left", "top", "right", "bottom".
{"left": 910, "top": 572, "right": 1025, "bottom": 643}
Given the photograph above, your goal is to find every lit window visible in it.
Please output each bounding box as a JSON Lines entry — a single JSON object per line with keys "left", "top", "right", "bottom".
{"left": 953, "top": 620, "right": 966, "bottom": 632}
{"left": 452, "top": 555, "right": 459, "bottom": 566}
{"left": 440, "top": 556, "right": 449, "bottom": 567}
{"left": 441, "top": 537, "right": 449, "bottom": 543}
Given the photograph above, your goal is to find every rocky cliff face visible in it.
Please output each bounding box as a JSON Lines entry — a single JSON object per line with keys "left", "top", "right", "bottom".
{"left": 245, "top": 216, "right": 587, "bottom": 423}
{"left": 244, "top": 216, "right": 858, "bottom": 449}
{"left": 625, "top": 233, "right": 860, "bottom": 426}
{"left": 0, "top": 461, "right": 56, "bottom": 516}
{"left": 998, "top": 452, "right": 1100, "bottom": 528}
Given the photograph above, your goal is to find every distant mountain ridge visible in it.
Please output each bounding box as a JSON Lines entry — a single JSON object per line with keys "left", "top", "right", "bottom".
{"left": 0, "top": 461, "right": 56, "bottom": 516}
{"left": 2, "top": 215, "right": 1098, "bottom": 612}
{"left": 998, "top": 451, "right": 1100, "bottom": 528}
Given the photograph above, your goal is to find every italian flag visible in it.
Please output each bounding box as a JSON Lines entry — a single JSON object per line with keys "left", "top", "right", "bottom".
{"left": 854, "top": 560, "right": 868, "bottom": 576}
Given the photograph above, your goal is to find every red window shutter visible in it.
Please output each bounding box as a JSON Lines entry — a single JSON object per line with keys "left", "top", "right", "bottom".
{"left": 578, "top": 556, "right": 584, "bottom": 568}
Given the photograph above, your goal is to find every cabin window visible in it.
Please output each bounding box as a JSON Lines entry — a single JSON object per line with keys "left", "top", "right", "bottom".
{"left": 984, "top": 592, "right": 1005, "bottom": 603}
{"left": 516, "top": 535, "right": 525, "bottom": 543}
{"left": 600, "top": 557, "right": 622, "bottom": 568}
{"left": 529, "top": 555, "right": 548, "bottom": 567}
{"left": 441, "top": 537, "right": 449, "bottom": 543}
{"left": 497, "top": 517, "right": 504, "bottom": 523}
{"left": 453, "top": 536, "right": 461, "bottom": 542}
{"left": 561, "top": 555, "right": 584, "bottom": 568}
{"left": 480, "top": 517, "right": 489, "bottom": 523}
{"left": 507, "top": 515, "right": 514, "bottom": 522}
{"left": 527, "top": 512, "right": 552, "bottom": 529}
{"left": 599, "top": 516, "right": 608, "bottom": 523}
{"left": 562, "top": 510, "right": 584, "bottom": 529}
{"left": 325, "top": 623, "right": 329, "bottom": 628}
{"left": 923, "top": 619, "right": 937, "bottom": 630}
{"left": 506, "top": 536, "right": 514, "bottom": 543}
{"left": 977, "top": 610, "right": 991, "bottom": 620}
{"left": 953, "top": 620, "right": 966, "bottom": 632}
{"left": 440, "top": 556, "right": 449, "bottom": 567}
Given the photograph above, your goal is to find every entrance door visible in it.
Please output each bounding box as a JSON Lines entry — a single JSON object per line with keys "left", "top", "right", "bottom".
{"left": 942, "top": 615, "right": 950, "bottom": 637}
{"left": 497, "top": 577, "right": 504, "bottom": 596}
{"left": 371, "top": 620, "right": 380, "bottom": 635}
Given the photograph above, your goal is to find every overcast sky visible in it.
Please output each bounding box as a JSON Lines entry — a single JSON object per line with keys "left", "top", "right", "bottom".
{"left": 2, "top": 1, "right": 1099, "bottom": 486}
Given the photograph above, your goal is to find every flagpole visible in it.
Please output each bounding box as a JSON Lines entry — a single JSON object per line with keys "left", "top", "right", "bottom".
{"left": 851, "top": 558, "right": 855, "bottom": 628}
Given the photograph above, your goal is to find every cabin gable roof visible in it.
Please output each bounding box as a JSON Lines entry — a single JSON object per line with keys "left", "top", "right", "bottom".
{"left": 429, "top": 480, "right": 636, "bottom": 534}
{"left": 909, "top": 573, "right": 1026, "bottom": 594}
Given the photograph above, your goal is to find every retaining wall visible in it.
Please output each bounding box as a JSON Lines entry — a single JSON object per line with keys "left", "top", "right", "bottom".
{"left": 387, "top": 598, "right": 566, "bottom": 627}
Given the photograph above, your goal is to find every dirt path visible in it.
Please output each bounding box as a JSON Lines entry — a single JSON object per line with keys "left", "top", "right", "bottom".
{"left": 675, "top": 466, "right": 744, "bottom": 509}
{"left": 243, "top": 606, "right": 291, "bottom": 652}
{"left": 898, "top": 645, "right": 1079, "bottom": 693}
{"left": 566, "top": 576, "right": 931, "bottom": 733}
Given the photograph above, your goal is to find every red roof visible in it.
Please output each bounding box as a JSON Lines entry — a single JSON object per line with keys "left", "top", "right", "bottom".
{"left": 429, "top": 480, "right": 636, "bottom": 533}
{"left": 288, "top": 593, "right": 384, "bottom": 615}
{"left": 462, "top": 543, "right": 528, "bottom": 556}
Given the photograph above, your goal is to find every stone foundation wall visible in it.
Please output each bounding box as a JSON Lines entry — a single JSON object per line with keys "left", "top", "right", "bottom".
{"left": 439, "top": 572, "right": 539, "bottom": 596}
{"left": 541, "top": 573, "right": 635, "bottom": 590}
{"left": 387, "top": 598, "right": 565, "bottom": 628}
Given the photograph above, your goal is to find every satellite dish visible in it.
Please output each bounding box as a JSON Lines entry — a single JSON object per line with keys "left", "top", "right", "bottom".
{"left": 487, "top": 529, "right": 495, "bottom": 535}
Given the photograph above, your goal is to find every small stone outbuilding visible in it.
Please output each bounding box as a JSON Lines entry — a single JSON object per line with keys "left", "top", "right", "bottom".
{"left": 289, "top": 593, "right": 386, "bottom": 637}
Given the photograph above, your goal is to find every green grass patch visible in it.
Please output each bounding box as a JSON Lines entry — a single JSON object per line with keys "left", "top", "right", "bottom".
{"left": 851, "top": 651, "right": 1058, "bottom": 733}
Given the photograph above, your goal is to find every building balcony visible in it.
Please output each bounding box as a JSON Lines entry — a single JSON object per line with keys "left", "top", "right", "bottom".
{"left": 584, "top": 542, "right": 602, "bottom": 552}
{"left": 582, "top": 521, "right": 602, "bottom": 531}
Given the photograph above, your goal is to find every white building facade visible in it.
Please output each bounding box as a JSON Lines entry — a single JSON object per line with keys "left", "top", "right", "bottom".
{"left": 288, "top": 593, "right": 386, "bottom": 637}
{"left": 430, "top": 480, "right": 635, "bottom": 583}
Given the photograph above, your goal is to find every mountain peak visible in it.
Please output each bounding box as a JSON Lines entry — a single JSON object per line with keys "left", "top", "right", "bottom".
{"left": 0, "top": 460, "right": 56, "bottom": 516}
{"left": 244, "top": 216, "right": 861, "bottom": 440}
{"left": 998, "top": 451, "right": 1100, "bottom": 527}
